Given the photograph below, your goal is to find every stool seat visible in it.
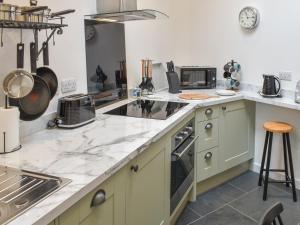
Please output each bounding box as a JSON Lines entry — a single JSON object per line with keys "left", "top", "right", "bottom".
{"left": 263, "top": 122, "right": 293, "bottom": 133}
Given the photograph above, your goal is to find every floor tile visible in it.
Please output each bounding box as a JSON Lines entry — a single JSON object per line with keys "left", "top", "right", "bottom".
{"left": 175, "top": 207, "right": 201, "bottom": 225}
{"left": 188, "top": 183, "right": 245, "bottom": 216}
{"left": 230, "top": 186, "right": 300, "bottom": 225}
{"left": 190, "top": 205, "right": 257, "bottom": 225}
{"left": 229, "top": 171, "right": 260, "bottom": 192}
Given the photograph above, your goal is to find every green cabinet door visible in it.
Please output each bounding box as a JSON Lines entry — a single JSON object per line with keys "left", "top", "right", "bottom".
{"left": 126, "top": 142, "right": 166, "bottom": 225}
{"left": 58, "top": 204, "right": 80, "bottom": 225}
{"left": 79, "top": 196, "right": 114, "bottom": 225}
{"left": 219, "top": 101, "right": 255, "bottom": 171}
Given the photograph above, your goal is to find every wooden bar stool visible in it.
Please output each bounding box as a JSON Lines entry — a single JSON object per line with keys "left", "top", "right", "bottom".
{"left": 258, "top": 121, "right": 297, "bottom": 202}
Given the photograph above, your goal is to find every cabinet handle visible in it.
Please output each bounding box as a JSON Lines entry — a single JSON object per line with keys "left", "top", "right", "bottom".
{"left": 205, "top": 108, "right": 213, "bottom": 115}
{"left": 204, "top": 152, "right": 213, "bottom": 160}
{"left": 91, "top": 190, "right": 106, "bottom": 208}
{"left": 131, "top": 165, "right": 139, "bottom": 172}
{"left": 205, "top": 123, "right": 213, "bottom": 130}
{"left": 222, "top": 106, "right": 227, "bottom": 111}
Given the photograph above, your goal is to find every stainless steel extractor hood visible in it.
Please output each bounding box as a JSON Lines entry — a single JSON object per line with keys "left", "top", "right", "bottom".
{"left": 86, "top": 0, "right": 169, "bottom": 23}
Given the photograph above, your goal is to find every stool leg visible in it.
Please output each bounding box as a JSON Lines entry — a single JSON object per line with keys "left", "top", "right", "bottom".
{"left": 259, "top": 131, "right": 270, "bottom": 186}
{"left": 282, "top": 134, "right": 290, "bottom": 187}
{"left": 278, "top": 215, "right": 284, "bottom": 225}
{"left": 263, "top": 132, "right": 273, "bottom": 201}
{"left": 286, "top": 133, "right": 297, "bottom": 202}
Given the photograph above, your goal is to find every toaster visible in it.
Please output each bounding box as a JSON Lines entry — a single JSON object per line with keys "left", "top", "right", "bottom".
{"left": 56, "top": 94, "right": 96, "bottom": 129}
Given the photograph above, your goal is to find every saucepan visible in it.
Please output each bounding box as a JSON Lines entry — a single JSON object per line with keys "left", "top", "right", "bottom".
{"left": 2, "top": 33, "right": 34, "bottom": 108}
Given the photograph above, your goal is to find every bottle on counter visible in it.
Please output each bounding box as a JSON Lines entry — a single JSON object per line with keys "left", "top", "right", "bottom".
{"left": 295, "top": 81, "right": 300, "bottom": 103}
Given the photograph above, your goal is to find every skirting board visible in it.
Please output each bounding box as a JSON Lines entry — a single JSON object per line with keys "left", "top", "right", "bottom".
{"left": 251, "top": 162, "right": 300, "bottom": 189}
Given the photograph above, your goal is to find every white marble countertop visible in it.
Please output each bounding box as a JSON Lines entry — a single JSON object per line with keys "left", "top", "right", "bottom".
{"left": 1, "top": 88, "right": 300, "bottom": 225}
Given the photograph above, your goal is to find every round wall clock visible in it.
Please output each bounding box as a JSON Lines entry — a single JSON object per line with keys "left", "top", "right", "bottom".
{"left": 239, "top": 7, "right": 260, "bottom": 30}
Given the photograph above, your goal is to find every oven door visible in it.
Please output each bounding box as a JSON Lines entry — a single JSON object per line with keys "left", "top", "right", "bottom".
{"left": 181, "top": 69, "right": 210, "bottom": 89}
{"left": 170, "top": 135, "right": 198, "bottom": 214}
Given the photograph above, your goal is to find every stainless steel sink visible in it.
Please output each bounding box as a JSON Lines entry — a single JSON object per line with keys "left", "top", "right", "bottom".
{"left": 0, "top": 166, "right": 71, "bottom": 225}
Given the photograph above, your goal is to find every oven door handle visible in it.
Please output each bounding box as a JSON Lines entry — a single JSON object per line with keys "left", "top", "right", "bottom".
{"left": 172, "top": 135, "right": 199, "bottom": 158}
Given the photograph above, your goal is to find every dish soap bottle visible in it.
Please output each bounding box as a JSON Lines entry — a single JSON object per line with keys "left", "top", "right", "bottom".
{"left": 295, "top": 81, "right": 300, "bottom": 103}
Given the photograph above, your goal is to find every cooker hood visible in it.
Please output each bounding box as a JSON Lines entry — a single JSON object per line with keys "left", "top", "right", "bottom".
{"left": 86, "top": 0, "right": 169, "bottom": 23}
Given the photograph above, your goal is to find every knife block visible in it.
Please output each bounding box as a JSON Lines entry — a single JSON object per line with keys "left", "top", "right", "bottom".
{"left": 166, "top": 72, "right": 182, "bottom": 94}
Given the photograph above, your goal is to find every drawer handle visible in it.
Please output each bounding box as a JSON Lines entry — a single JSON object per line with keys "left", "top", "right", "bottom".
{"left": 222, "top": 106, "right": 227, "bottom": 111}
{"left": 131, "top": 165, "right": 139, "bottom": 173}
{"left": 205, "top": 108, "right": 213, "bottom": 115}
{"left": 205, "top": 123, "right": 213, "bottom": 130}
{"left": 91, "top": 190, "right": 106, "bottom": 208}
{"left": 204, "top": 152, "right": 213, "bottom": 160}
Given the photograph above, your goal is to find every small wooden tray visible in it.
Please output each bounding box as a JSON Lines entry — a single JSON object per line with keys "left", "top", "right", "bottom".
{"left": 179, "top": 93, "right": 220, "bottom": 100}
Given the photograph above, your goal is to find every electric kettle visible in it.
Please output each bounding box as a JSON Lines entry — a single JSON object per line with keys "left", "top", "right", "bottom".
{"left": 259, "top": 75, "right": 281, "bottom": 97}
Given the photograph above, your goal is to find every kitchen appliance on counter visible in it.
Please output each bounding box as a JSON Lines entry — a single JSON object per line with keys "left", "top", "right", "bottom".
{"left": 295, "top": 81, "right": 300, "bottom": 103}
{"left": 56, "top": 94, "right": 96, "bottom": 129}
{"left": 166, "top": 61, "right": 182, "bottom": 94}
{"left": 139, "top": 59, "right": 155, "bottom": 95}
{"left": 171, "top": 119, "right": 197, "bottom": 214}
{"left": 0, "top": 165, "right": 71, "bottom": 225}
{"left": 259, "top": 74, "right": 282, "bottom": 98}
{"left": 176, "top": 66, "right": 217, "bottom": 90}
{"left": 104, "top": 100, "right": 188, "bottom": 120}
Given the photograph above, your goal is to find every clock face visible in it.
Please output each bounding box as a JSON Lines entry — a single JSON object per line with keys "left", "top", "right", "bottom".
{"left": 239, "top": 7, "right": 260, "bottom": 30}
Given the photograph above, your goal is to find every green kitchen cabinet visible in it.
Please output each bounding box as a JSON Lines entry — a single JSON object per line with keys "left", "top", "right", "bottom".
{"left": 57, "top": 167, "right": 126, "bottom": 225}
{"left": 196, "top": 147, "right": 219, "bottom": 182}
{"left": 219, "top": 101, "right": 255, "bottom": 171}
{"left": 126, "top": 139, "right": 167, "bottom": 225}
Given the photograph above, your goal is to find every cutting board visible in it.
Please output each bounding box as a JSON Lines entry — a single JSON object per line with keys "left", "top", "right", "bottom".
{"left": 179, "top": 93, "right": 220, "bottom": 100}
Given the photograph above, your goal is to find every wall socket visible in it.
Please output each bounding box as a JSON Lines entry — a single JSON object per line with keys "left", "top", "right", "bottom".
{"left": 61, "top": 78, "right": 77, "bottom": 93}
{"left": 279, "top": 71, "right": 292, "bottom": 81}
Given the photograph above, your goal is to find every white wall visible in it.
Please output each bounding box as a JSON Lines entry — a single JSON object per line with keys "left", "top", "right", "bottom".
{"left": 189, "top": 0, "right": 300, "bottom": 91}
{"left": 0, "top": 0, "right": 96, "bottom": 113}
{"left": 125, "top": 0, "right": 192, "bottom": 90}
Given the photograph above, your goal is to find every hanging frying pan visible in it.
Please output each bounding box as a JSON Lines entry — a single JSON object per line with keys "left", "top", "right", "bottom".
{"left": 3, "top": 36, "right": 34, "bottom": 100}
{"left": 36, "top": 42, "right": 58, "bottom": 99}
{"left": 9, "top": 42, "right": 51, "bottom": 121}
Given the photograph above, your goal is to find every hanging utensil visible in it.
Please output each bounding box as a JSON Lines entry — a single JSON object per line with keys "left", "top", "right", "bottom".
{"left": 9, "top": 42, "right": 51, "bottom": 121}
{"left": 2, "top": 31, "right": 34, "bottom": 101}
{"left": 50, "top": 9, "right": 75, "bottom": 18}
{"left": 36, "top": 42, "right": 58, "bottom": 99}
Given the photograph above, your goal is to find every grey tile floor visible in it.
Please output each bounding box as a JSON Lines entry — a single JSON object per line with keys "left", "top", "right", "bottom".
{"left": 175, "top": 171, "right": 300, "bottom": 225}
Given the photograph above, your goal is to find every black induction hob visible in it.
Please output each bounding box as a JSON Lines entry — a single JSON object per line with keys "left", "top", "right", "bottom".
{"left": 104, "top": 100, "right": 189, "bottom": 120}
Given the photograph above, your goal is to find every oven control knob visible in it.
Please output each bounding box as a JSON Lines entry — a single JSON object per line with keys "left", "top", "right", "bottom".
{"left": 175, "top": 135, "right": 184, "bottom": 141}
{"left": 181, "top": 131, "right": 189, "bottom": 135}
{"left": 186, "top": 126, "right": 193, "bottom": 132}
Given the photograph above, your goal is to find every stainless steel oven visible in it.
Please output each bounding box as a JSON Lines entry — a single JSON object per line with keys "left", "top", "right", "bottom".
{"left": 176, "top": 66, "right": 217, "bottom": 89}
{"left": 170, "top": 119, "right": 198, "bottom": 214}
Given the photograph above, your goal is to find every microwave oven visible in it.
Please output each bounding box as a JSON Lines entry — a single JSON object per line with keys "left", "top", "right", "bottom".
{"left": 176, "top": 66, "right": 217, "bottom": 89}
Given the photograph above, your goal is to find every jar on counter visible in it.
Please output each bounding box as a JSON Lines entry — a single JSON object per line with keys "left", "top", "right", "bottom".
{"left": 0, "top": 4, "right": 16, "bottom": 21}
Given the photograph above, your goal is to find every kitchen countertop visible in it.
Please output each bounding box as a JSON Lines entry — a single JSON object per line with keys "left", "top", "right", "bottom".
{"left": 1, "top": 88, "right": 300, "bottom": 225}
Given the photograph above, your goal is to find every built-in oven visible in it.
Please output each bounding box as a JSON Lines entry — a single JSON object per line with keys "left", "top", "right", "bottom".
{"left": 176, "top": 66, "right": 217, "bottom": 89}
{"left": 170, "top": 119, "right": 198, "bottom": 214}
